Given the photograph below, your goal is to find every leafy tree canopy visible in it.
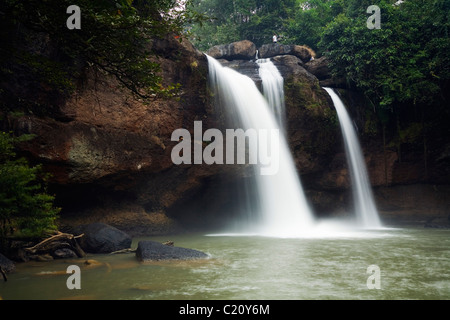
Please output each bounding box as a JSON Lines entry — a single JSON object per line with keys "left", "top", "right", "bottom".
{"left": 187, "top": 0, "right": 297, "bottom": 49}
{"left": 0, "top": 0, "right": 205, "bottom": 113}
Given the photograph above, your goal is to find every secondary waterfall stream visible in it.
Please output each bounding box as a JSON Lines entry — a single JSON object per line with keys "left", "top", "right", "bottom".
{"left": 257, "top": 58, "right": 286, "bottom": 128}
{"left": 207, "top": 55, "right": 314, "bottom": 237}
{"left": 323, "top": 87, "right": 382, "bottom": 228}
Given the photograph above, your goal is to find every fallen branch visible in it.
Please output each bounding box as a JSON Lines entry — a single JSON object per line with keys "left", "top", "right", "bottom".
{"left": 25, "top": 231, "right": 85, "bottom": 257}
{"left": 110, "top": 248, "right": 136, "bottom": 254}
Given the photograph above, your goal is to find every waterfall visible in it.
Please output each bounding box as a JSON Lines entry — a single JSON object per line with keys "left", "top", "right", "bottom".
{"left": 323, "top": 87, "right": 382, "bottom": 228}
{"left": 257, "top": 59, "right": 286, "bottom": 128}
{"left": 207, "top": 55, "right": 315, "bottom": 237}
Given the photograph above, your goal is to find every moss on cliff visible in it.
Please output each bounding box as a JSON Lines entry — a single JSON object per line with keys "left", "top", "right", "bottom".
{"left": 284, "top": 75, "right": 339, "bottom": 169}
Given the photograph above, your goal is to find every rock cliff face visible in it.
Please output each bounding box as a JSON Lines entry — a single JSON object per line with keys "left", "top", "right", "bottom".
{"left": 8, "top": 39, "right": 449, "bottom": 234}
{"left": 12, "top": 35, "right": 224, "bottom": 235}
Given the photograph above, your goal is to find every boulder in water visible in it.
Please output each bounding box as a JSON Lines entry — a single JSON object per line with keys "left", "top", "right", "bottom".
{"left": 0, "top": 252, "right": 15, "bottom": 274}
{"left": 74, "top": 223, "right": 132, "bottom": 253}
{"left": 136, "top": 240, "right": 209, "bottom": 261}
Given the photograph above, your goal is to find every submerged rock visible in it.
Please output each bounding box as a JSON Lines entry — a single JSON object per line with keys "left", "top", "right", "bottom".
{"left": 52, "top": 248, "right": 78, "bottom": 259}
{"left": 136, "top": 240, "right": 208, "bottom": 261}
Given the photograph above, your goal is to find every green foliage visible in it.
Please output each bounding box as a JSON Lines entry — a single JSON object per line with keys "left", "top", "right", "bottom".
{"left": 188, "top": 0, "right": 449, "bottom": 111}
{"left": 319, "top": 1, "right": 449, "bottom": 106}
{"left": 0, "top": 132, "right": 60, "bottom": 244}
{"left": 316, "top": 0, "right": 450, "bottom": 159}
{"left": 187, "top": 0, "right": 343, "bottom": 52}
{"left": 284, "top": 0, "right": 343, "bottom": 53}
{"left": 0, "top": 0, "right": 206, "bottom": 113}
{"left": 187, "top": 0, "right": 296, "bottom": 49}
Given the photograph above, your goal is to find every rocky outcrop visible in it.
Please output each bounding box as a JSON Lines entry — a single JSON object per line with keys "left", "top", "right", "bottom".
{"left": 208, "top": 40, "right": 345, "bottom": 93}
{"left": 16, "top": 36, "right": 209, "bottom": 186}
{"left": 207, "top": 40, "right": 257, "bottom": 60}
{"left": 136, "top": 240, "right": 209, "bottom": 261}
{"left": 304, "top": 56, "right": 329, "bottom": 80}
{"left": 271, "top": 55, "right": 314, "bottom": 82}
{"left": 217, "top": 59, "right": 261, "bottom": 84}
{"left": 259, "top": 43, "right": 314, "bottom": 63}
{"left": 11, "top": 34, "right": 219, "bottom": 235}
{"left": 304, "top": 56, "right": 346, "bottom": 88}
{"left": 208, "top": 42, "right": 315, "bottom": 64}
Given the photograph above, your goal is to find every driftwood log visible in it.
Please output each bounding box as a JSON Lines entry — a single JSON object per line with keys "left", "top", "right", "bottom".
{"left": 25, "top": 232, "right": 86, "bottom": 258}
{"left": 110, "top": 248, "right": 136, "bottom": 254}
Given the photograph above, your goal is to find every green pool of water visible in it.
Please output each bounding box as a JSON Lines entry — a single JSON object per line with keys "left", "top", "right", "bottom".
{"left": 1, "top": 226, "right": 449, "bottom": 300}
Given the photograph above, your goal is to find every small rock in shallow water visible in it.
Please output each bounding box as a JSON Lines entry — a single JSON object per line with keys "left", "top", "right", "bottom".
{"left": 52, "top": 248, "right": 78, "bottom": 259}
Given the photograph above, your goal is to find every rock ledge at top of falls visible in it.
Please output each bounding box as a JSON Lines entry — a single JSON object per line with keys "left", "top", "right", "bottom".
{"left": 206, "top": 40, "right": 341, "bottom": 87}
{"left": 258, "top": 43, "right": 314, "bottom": 63}
{"left": 206, "top": 40, "right": 257, "bottom": 60}
{"left": 206, "top": 40, "right": 315, "bottom": 64}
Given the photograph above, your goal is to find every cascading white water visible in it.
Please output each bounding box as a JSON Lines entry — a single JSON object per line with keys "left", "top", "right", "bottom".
{"left": 323, "top": 87, "right": 382, "bottom": 228}
{"left": 257, "top": 59, "right": 286, "bottom": 128}
{"left": 207, "top": 55, "right": 315, "bottom": 237}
